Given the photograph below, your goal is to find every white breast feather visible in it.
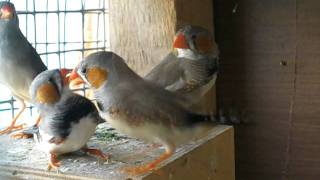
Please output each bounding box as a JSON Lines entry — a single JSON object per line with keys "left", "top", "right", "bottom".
{"left": 37, "top": 116, "right": 97, "bottom": 155}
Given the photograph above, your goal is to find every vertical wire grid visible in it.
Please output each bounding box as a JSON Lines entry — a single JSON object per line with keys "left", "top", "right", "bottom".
{"left": 0, "top": 0, "right": 109, "bottom": 119}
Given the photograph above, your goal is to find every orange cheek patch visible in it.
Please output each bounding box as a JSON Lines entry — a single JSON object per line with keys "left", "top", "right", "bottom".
{"left": 87, "top": 68, "right": 108, "bottom": 89}
{"left": 36, "top": 83, "right": 60, "bottom": 104}
{"left": 195, "top": 36, "right": 213, "bottom": 53}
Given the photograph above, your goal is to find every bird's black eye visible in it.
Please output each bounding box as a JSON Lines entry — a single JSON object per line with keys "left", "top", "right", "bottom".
{"left": 48, "top": 77, "right": 60, "bottom": 92}
{"left": 48, "top": 77, "right": 55, "bottom": 84}
{"left": 81, "top": 67, "right": 87, "bottom": 74}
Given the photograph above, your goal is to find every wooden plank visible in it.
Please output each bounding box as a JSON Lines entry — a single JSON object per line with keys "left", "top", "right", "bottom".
{"left": 109, "top": 0, "right": 176, "bottom": 75}
{"left": 143, "top": 126, "right": 234, "bottom": 180}
{"left": 0, "top": 125, "right": 234, "bottom": 180}
{"left": 288, "top": 1, "right": 320, "bottom": 179}
{"left": 214, "top": 0, "right": 296, "bottom": 179}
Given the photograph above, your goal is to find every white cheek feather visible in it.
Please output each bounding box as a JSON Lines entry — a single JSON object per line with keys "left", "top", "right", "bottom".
{"left": 37, "top": 116, "right": 97, "bottom": 155}
{"left": 177, "top": 48, "right": 204, "bottom": 60}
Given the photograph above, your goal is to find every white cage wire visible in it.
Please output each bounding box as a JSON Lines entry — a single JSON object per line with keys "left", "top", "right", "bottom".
{"left": 0, "top": 0, "right": 109, "bottom": 127}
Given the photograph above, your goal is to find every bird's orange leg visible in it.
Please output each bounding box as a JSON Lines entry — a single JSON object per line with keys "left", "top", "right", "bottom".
{"left": 81, "top": 146, "right": 110, "bottom": 160}
{"left": 123, "top": 148, "right": 174, "bottom": 175}
{"left": 47, "top": 153, "right": 61, "bottom": 171}
{"left": 34, "top": 115, "right": 42, "bottom": 127}
{"left": 0, "top": 100, "right": 26, "bottom": 135}
{"left": 11, "top": 115, "right": 42, "bottom": 139}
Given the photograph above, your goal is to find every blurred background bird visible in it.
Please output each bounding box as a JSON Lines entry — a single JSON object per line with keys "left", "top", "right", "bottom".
{"left": 73, "top": 51, "right": 215, "bottom": 175}
{"left": 144, "top": 25, "right": 219, "bottom": 115}
{"left": 30, "top": 69, "right": 108, "bottom": 170}
{"left": 0, "top": 1, "right": 48, "bottom": 136}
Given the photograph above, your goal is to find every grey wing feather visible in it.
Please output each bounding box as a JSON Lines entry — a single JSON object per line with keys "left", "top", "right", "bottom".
{"left": 0, "top": 31, "right": 47, "bottom": 101}
{"left": 144, "top": 52, "right": 182, "bottom": 88}
{"left": 114, "top": 79, "right": 195, "bottom": 127}
{"left": 40, "top": 94, "right": 99, "bottom": 138}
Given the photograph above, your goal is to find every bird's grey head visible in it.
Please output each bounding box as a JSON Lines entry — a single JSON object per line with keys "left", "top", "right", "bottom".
{"left": 173, "top": 25, "right": 217, "bottom": 57}
{"left": 30, "top": 69, "right": 64, "bottom": 105}
{"left": 77, "top": 51, "right": 134, "bottom": 89}
{"left": 0, "top": 2, "right": 19, "bottom": 26}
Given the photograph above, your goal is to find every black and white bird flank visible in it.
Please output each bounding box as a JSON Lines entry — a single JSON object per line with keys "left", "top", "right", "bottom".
{"left": 30, "top": 69, "right": 108, "bottom": 170}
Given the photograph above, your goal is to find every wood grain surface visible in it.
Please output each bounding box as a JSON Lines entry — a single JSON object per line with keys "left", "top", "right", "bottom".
{"left": 215, "top": 0, "right": 320, "bottom": 179}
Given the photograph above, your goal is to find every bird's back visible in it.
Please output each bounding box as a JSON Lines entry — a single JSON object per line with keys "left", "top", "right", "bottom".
{"left": 39, "top": 92, "right": 100, "bottom": 139}
{"left": 144, "top": 52, "right": 182, "bottom": 88}
{"left": 104, "top": 76, "right": 207, "bottom": 128}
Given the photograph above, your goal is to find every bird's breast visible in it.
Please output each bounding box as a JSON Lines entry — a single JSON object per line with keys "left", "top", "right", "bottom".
{"left": 38, "top": 116, "right": 97, "bottom": 155}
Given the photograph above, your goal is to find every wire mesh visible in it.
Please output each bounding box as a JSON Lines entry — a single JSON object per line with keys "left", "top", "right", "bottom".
{"left": 0, "top": 0, "right": 109, "bottom": 126}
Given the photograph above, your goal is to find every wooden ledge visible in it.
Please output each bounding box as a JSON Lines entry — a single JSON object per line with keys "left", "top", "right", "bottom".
{"left": 0, "top": 124, "right": 234, "bottom": 180}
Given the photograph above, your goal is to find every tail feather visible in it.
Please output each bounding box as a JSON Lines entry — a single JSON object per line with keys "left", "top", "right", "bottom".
{"left": 177, "top": 112, "right": 217, "bottom": 144}
{"left": 186, "top": 112, "right": 216, "bottom": 126}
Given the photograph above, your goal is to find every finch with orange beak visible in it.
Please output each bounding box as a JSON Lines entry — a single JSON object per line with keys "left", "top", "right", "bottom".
{"left": 30, "top": 69, "right": 108, "bottom": 170}
{"left": 73, "top": 51, "right": 216, "bottom": 175}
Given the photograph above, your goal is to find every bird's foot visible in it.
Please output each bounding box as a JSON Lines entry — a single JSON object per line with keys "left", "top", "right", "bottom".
{"left": 0, "top": 123, "right": 26, "bottom": 135}
{"left": 47, "top": 154, "right": 61, "bottom": 171}
{"left": 11, "top": 132, "right": 33, "bottom": 139}
{"left": 133, "top": 143, "right": 162, "bottom": 159}
{"left": 123, "top": 151, "right": 172, "bottom": 175}
{"left": 150, "top": 143, "right": 162, "bottom": 149}
{"left": 10, "top": 125, "right": 39, "bottom": 139}
{"left": 123, "top": 164, "right": 156, "bottom": 175}
{"left": 81, "top": 147, "right": 110, "bottom": 160}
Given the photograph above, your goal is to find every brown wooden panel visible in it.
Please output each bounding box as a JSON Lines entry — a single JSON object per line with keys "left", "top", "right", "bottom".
{"left": 289, "top": 125, "right": 320, "bottom": 180}
{"left": 214, "top": 0, "right": 296, "bottom": 179}
{"left": 109, "top": 0, "right": 176, "bottom": 75}
{"left": 288, "top": 1, "right": 320, "bottom": 179}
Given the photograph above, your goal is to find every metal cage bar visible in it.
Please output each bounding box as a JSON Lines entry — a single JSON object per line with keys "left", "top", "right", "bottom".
{"left": 0, "top": 0, "right": 109, "bottom": 122}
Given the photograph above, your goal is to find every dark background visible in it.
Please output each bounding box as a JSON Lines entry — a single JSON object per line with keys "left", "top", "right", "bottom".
{"left": 214, "top": 0, "right": 320, "bottom": 179}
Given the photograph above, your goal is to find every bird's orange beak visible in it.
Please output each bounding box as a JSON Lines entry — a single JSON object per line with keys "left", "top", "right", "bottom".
{"left": 1, "top": 5, "right": 13, "bottom": 19}
{"left": 173, "top": 33, "right": 189, "bottom": 49}
{"left": 59, "top": 68, "right": 72, "bottom": 85}
{"left": 69, "top": 65, "right": 85, "bottom": 87}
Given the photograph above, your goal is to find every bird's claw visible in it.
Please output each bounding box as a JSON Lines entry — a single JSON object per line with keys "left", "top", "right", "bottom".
{"left": 123, "top": 151, "right": 172, "bottom": 175}
{"left": 47, "top": 154, "right": 60, "bottom": 171}
{"left": 122, "top": 165, "right": 156, "bottom": 176}
{"left": 11, "top": 132, "right": 33, "bottom": 139}
{"left": 47, "top": 161, "right": 61, "bottom": 171}
{"left": 81, "top": 147, "right": 110, "bottom": 161}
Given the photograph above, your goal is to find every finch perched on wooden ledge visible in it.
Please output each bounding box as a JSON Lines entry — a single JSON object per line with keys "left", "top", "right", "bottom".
{"left": 144, "top": 25, "right": 219, "bottom": 107}
{"left": 30, "top": 69, "right": 108, "bottom": 170}
{"left": 0, "top": 1, "right": 48, "bottom": 136}
{"left": 71, "top": 51, "right": 216, "bottom": 175}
